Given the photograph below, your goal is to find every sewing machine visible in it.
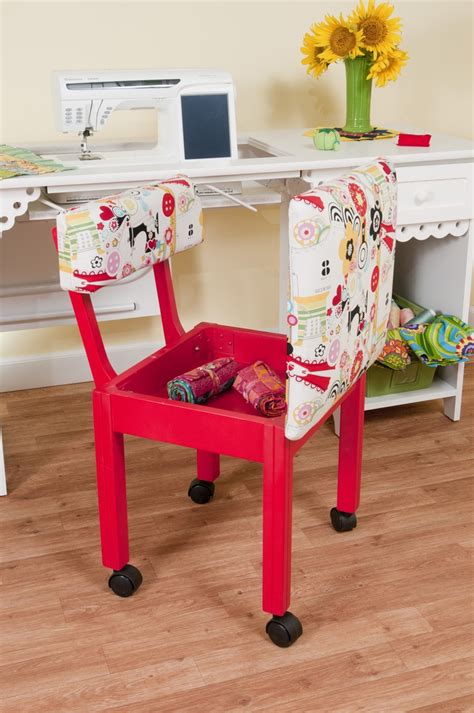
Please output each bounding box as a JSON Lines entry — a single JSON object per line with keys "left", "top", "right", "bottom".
{"left": 52, "top": 69, "right": 238, "bottom": 163}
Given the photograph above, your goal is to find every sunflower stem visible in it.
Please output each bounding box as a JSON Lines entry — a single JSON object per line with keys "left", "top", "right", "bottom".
{"left": 343, "top": 55, "right": 373, "bottom": 133}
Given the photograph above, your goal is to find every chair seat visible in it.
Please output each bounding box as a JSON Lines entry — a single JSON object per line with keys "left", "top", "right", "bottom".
{"left": 100, "top": 322, "right": 287, "bottom": 461}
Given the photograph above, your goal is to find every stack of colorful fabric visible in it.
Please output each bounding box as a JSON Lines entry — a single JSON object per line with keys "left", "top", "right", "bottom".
{"left": 377, "top": 298, "right": 415, "bottom": 370}
{"left": 377, "top": 298, "right": 474, "bottom": 371}
{"left": 0, "top": 144, "right": 71, "bottom": 180}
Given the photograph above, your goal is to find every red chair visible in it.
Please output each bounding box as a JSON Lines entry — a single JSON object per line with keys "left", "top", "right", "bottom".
{"left": 53, "top": 160, "right": 397, "bottom": 647}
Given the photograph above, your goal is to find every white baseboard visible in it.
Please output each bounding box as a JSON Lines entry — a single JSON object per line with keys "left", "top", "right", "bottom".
{"left": 0, "top": 341, "right": 161, "bottom": 393}
{"left": 0, "top": 325, "right": 282, "bottom": 393}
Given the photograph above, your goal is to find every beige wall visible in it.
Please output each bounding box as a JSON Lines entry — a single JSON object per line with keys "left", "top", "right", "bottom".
{"left": 1, "top": 0, "right": 473, "bottom": 360}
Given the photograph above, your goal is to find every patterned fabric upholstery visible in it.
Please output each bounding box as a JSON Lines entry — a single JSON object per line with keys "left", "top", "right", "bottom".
{"left": 285, "top": 159, "right": 397, "bottom": 440}
{"left": 56, "top": 176, "right": 203, "bottom": 293}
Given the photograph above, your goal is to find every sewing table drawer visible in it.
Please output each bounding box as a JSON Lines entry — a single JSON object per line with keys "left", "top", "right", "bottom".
{"left": 396, "top": 163, "right": 472, "bottom": 227}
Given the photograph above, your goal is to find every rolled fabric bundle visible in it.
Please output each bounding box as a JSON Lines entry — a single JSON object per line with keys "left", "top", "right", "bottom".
{"left": 403, "top": 307, "right": 437, "bottom": 328}
{"left": 167, "top": 357, "right": 241, "bottom": 404}
{"left": 233, "top": 361, "right": 287, "bottom": 418}
{"left": 387, "top": 300, "right": 401, "bottom": 330}
{"left": 400, "top": 315, "right": 474, "bottom": 367}
{"left": 399, "top": 307, "right": 415, "bottom": 327}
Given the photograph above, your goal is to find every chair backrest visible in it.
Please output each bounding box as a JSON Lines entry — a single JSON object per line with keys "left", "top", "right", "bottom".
{"left": 285, "top": 159, "right": 397, "bottom": 440}
{"left": 54, "top": 176, "right": 203, "bottom": 387}
{"left": 56, "top": 176, "right": 203, "bottom": 293}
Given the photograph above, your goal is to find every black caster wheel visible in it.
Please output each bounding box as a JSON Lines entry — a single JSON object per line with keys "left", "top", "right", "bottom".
{"left": 330, "top": 507, "right": 357, "bottom": 533}
{"left": 108, "top": 564, "right": 143, "bottom": 597}
{"left": 188, "top": 478, "right": 215, "bottom": 504}
{"left": 266, "top": 611, "right": 303, "bottom": 648}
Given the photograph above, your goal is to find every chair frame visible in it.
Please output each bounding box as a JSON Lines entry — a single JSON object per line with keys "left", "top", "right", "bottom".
{"left": 53, "top": 227, "right": 365, "bottom": 645}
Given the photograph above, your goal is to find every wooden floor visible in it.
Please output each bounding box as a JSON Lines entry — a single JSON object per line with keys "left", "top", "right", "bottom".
{"left": 1, "top": 372, "right": 473, "bottom": 712}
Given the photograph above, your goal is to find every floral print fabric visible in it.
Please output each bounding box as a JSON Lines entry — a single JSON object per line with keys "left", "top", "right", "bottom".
{"left": 285, "top": 159, "right": 397, "bottom": 440}
{"left": 57, "top": 176, "right": 203, "bottom": 293}
{"left": 233, "top": 361, "right": 287, "bottom": 418}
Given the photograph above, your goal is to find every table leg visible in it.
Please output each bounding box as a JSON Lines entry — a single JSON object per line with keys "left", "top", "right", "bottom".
{"left": 279, "top": 191, "right": 290, "bottom": 333}
{"left": 0, "top": 427, "right": 7, "bottom": 496}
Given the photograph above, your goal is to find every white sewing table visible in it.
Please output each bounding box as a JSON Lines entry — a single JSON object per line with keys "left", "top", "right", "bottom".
{"left": 1, "top": 129, "right": 473, "bottom": 493}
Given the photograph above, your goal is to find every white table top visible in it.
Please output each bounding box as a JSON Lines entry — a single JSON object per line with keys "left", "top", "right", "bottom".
{"left": 1, "top": 129, "right": 472, "bottom": 192}
{"left": 251, "top": 128, "right": 474, "bottom": 170}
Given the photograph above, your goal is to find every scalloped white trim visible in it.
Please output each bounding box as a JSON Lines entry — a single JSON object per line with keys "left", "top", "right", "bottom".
{"left": 396, "top": 219, "right": 470, "bottom": 242}
{"left": 0, "top": 187, "right": 41, "bottom": 234}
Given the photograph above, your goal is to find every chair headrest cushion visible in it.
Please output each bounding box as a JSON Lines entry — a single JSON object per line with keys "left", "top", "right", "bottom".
{"left": 56, "top": 176, "right": 203, "bottom": 292}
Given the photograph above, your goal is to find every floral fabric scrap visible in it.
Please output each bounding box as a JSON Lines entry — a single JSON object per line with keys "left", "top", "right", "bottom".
{"left": 377, "top": 328, "right": 411, "bottom": 370}
{"left": 400, "top": 316, "right": 474, "bottom": 367}
{"left": 233, "top": 361, "right": 287, "bottom": 418}
{"left": 167, "top": 357, "right": 241, "bottom": 404}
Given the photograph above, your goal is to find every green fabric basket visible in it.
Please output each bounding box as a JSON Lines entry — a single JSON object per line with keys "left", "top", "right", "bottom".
{"left": 366, "top": 295, "right": 437, "bottom": 398}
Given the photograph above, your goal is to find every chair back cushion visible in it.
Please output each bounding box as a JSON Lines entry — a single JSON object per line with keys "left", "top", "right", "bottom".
{"left": 56, "top": 176, "right": 203, "bottom": 292}
{"left": 285, "top": 159, "right": 397, "bottom": 440}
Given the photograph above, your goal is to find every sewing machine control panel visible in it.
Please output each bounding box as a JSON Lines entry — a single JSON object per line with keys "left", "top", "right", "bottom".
{"left": 62, "top": 102, "right": 88, "bottom": 128}
{"left": 61, "top": 100, "right": 121, "bottom": 131}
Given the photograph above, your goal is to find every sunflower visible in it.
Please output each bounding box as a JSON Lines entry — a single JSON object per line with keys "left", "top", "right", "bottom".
{"left": 300, "top": 27, "right": 329, "bottom": 77}
{"left": 367, "top": 47, "right": 409, "bottom": 86}
{"left": 314, "top": 14, "right": 364, "bottom": 63}
{"left": 349, "top": 0, "right": 401, "bottom": 57}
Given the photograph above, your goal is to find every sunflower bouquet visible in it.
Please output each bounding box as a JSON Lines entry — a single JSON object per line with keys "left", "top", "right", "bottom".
{"left": 301, "top": 0, "right": 408, "bottom": 134}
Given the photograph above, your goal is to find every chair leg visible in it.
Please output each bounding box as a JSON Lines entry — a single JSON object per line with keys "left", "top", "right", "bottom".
{"left": 93, "top": 393, "right": 142, "bottom": 597}
{"left": 196, "top": 450, "right": 220, "bottom": 482}
{"left": 262, "top": 430, "right": 302, "bottom": 647}
{"left": 92, "top": 395, "right": 128, "bottom": 561}
{"left": 331, "top": 373, "right": 366, "bottom": 533}
{"left": 188, "top": 450, "right": 220, "bottom": 504}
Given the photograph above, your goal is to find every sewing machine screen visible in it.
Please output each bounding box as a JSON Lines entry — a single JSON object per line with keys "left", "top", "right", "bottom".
{"left": 181, "top": 94, "right": 231, "bottom": 159}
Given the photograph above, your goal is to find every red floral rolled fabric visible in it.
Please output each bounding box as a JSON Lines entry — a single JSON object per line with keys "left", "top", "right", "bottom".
{"left": 167, "top": 357, "right": 241, "bottom": 404}
{"left": 233, "top": 361, "right": 287, "bottom": 418}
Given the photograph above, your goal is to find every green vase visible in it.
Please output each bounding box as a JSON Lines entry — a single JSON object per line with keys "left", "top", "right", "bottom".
{"left": 343, "top": 55, "right": 373, "bottom": 134}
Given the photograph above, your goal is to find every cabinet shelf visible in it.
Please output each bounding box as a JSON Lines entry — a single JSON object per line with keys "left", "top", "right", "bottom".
{"left": 365, "top": 376, "right": 457, "bottom": 411}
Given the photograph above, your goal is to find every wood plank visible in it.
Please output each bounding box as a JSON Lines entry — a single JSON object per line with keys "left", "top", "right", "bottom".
{"left": 4, "top": 658, "right": 204, "bottom": 711}
{"left": 1, "top": 646, "right": 109, "bottom": 699}
{"left": 106, "top": 643, "right": 408, "bottom": 713}
{"left": 408, "top": 694, "right": 474, "bottom": 712}
{"left": 390, "top": 624, "right": 474, "bottom": 671}
{"left": 258, "top": 657, "right": 474, "bottom": 713}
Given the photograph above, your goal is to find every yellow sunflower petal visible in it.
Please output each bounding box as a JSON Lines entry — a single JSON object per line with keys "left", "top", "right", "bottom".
{"left": 349, "top": 0, "right": 402, "bottom": 58}
{"left": 300, "top": 29, "right": 329, "bottom": 77}
{"left": 314, "top": 13, "right": 364, "bottom": 62}
{"left": 367, "top": 47, "right": 409, "bottom": 86}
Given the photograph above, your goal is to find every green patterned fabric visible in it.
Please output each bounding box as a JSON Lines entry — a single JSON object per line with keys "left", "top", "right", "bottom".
{"left": 400, "top": 315, "right": 474, "bottom": 367}
{"left": 377, "top": 328, "right": 411, "bottom": 370}
{"left": 0, "top": 144, "right": 71, "bottom": 180}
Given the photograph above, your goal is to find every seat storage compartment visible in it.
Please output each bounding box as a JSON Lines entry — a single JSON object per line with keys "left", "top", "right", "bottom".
{"left": 114, "top": 322, "right": 287, "bottom": 415}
